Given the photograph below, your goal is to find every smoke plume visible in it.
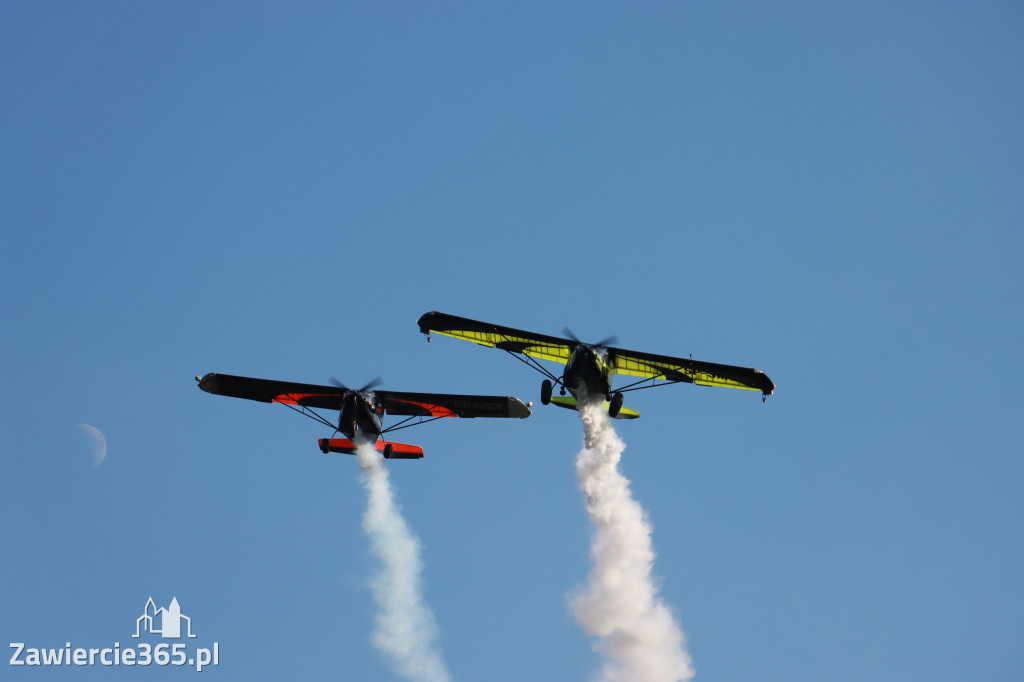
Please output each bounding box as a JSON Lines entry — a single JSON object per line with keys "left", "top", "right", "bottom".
{"left": 571, "top": 400, "right": 694, "bottom": 682}
{"left": 356, "top": 443, "right": 451, "bottom": 682}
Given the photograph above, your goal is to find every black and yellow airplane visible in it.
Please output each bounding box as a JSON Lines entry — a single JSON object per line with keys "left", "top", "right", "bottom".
{"left": 197, "top": 372, "right": 531, "bottom": 459}
{"left": 417, "top": 312, "right": 775, "bottom": 419}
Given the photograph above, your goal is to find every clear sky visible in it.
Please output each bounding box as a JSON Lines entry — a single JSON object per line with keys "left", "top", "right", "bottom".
{"left": 3, "top": 2, "right": 1021, "bottom": 680}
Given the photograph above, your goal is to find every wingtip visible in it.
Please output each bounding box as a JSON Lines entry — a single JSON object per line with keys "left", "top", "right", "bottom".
{"left": 510, "top": 396, "right": 532, "bottom": 418}
{"left": 196, "top": 373, "right": 217, "bottom": 394}
{"left": 417, "top": 311, "right": 439, "bottom": 333}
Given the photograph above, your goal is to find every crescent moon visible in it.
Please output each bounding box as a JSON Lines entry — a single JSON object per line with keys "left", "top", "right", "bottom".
{"left": 77, "top": 424, "right": 107, "bottom": 467}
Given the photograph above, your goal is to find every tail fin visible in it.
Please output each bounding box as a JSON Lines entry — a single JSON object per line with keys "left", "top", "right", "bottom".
{"left": 317, "top": 438, "right": 425, "bottom": 459}
{"left": 549, "top": 396, "right": 640, "bottom": 419}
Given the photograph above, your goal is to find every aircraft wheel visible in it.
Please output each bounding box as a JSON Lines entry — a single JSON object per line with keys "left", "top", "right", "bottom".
{"left": 383, "top": 443, "right": 394, "bottom": 459}
{"left": 541, "top": 380, "right": 552, "bottom": 405}
{"left": 609, "top": 392, "right": 624, "bottom": 418}
{"left": 320, "top": 439, "right": 330, "bottom": 454}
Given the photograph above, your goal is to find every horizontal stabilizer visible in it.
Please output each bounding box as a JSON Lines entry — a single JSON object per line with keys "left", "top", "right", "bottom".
{"left": 317, "top": 438, "right": 424, "bottom": 459}
{"left": 549, "top": 396, "right": 640, "bottom": 419}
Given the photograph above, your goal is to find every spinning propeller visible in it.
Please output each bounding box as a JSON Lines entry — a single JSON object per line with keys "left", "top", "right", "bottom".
{"left": 561, "top": 327, "right": 619, "bottom": 350}
{"left": 329, "top": 376, "right": 383, "bottom": 394}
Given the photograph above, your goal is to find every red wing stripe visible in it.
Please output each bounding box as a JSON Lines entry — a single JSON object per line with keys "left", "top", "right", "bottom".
{"left": 273, "top": 392, "right": 337, "bottom": 405}
{"left": 388, "top": 399, "right": 457, "bottom": 418}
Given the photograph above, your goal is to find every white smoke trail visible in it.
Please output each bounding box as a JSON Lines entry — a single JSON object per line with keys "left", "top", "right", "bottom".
{"left": 571, "top": 400, "right": 694, "bottom": 682}
{"left": 356, "top": 443, "right": 451, "bottom": 682}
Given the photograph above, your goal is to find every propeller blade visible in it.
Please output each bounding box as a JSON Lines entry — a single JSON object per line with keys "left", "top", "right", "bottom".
{"left": 330, "top": 376, "right": 382, "bottom": 393}
{"left": 562, "top": 326, "right": 617, "bottom": 348}
{"left": 359, "top": 377, "right": 383, "bottom": 392}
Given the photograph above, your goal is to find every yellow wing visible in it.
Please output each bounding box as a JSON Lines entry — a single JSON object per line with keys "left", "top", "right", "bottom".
{"left": 613, "top": 349, "right": 775, "bottom": 395}
{"left": 417, "top": 311, "right": 573, "bottom": 365}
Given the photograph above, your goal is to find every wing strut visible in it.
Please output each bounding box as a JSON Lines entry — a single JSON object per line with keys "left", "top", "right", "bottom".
{"left": 611, "top": 375, "right": 693, "bottom": 394}
{"left": 495, "top": 335, "right": 563, "bottom": 385}
{"left": 278, "top": 401, "right": 338, "bottom": 430}
{"left": 380, "top": 414, "right": 452, "bottom": 434}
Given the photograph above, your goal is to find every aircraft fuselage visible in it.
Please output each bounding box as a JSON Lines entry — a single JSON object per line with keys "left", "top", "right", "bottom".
{"left": 337, "top": 392, "right": 385, "bottom": 444}
{"left": 563, "top": 345, "right": 616, "bottom": 402}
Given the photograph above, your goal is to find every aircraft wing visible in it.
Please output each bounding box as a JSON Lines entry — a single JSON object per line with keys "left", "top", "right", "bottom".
{"left": 610, "top": 348, "right": 775, "bottom": 396}
{"left": 417, "top": 311, "right": 574, "bottom": 364}
{"left": 198, "top": 373, "right": 532, "bottom": 418}
{"left": 197, "top": 373, "right": 346, "bottom": 410}
{"left": 375, "top": 390, "right": 532, "bottom": 419}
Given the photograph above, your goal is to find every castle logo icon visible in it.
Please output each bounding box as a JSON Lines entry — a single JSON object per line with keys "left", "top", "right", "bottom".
{"left": 133, "top": 597, "right": 197, "bottom": 639}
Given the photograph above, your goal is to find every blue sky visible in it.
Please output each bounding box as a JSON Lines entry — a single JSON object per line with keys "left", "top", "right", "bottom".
{"left": 3, "top": 2, "right": 1021, "bottom": 680}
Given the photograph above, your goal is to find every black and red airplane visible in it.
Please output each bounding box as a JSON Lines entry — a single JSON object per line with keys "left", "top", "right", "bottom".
{"left": 417, "top": 311, "right": 775, "bottom": 419}
{"left": 197, "top": 372, "right": 531, "bottom": 459}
